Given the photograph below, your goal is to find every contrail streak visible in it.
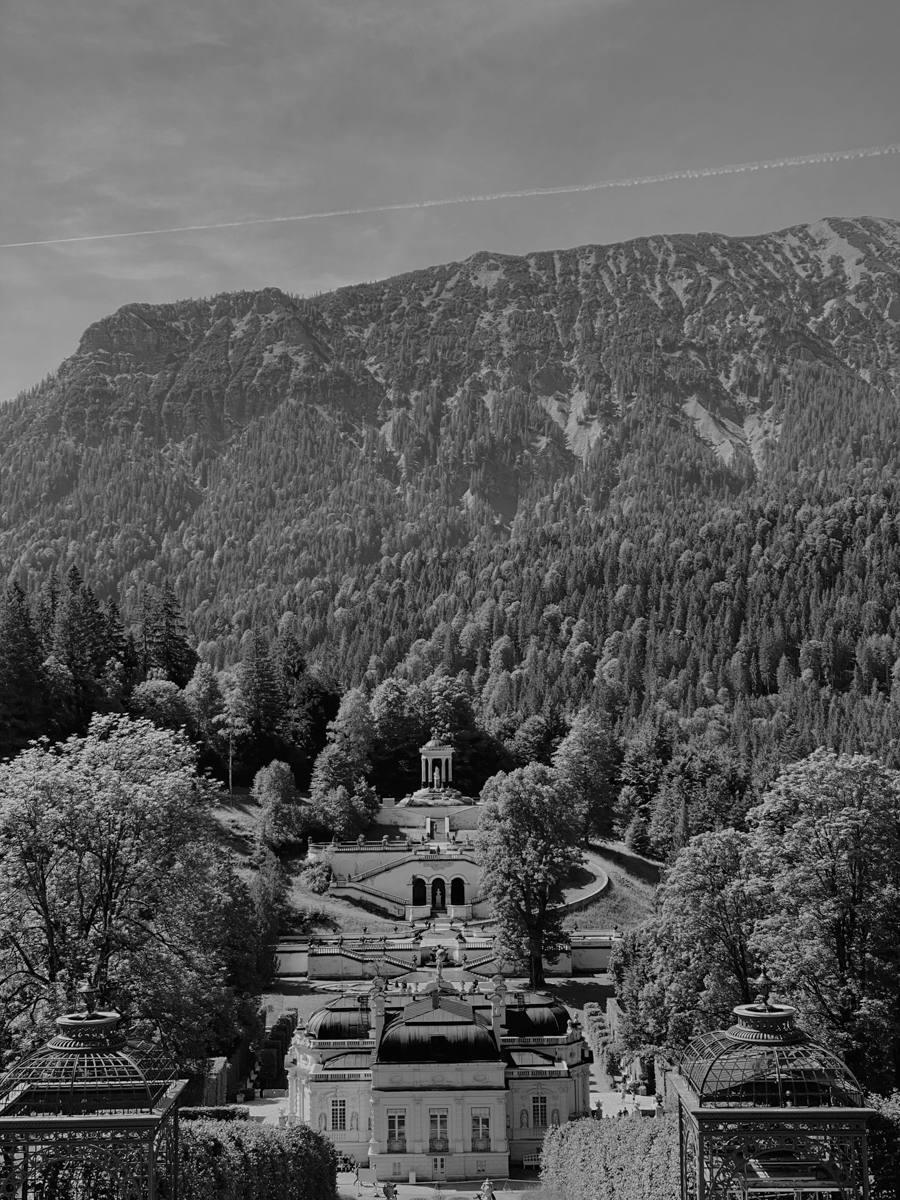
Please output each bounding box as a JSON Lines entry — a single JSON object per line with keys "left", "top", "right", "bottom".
{"left": 2, "top": 142, "right": 898, "bottom": 250}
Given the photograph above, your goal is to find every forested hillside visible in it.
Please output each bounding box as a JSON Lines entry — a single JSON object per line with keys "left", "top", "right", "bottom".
{"left": 3, "top": 216, "right": 900, "bottom": 828}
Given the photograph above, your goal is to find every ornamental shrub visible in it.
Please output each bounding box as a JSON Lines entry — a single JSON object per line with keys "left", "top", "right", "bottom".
{"left": 540, "top": 1113, "right": 679, "bottom": 1200}
{"left": 180, "top": 1106, "right": 250, "bottom": 1122}
{"left": 866, "top": 1092, "right": 900, "bottom": 1200}
{"left": 180, "top": 1119, "right": 338, "bottom": 1200}
{"left": 582, "top": 1002, "right": 607, "bottom": 1058}
{"left": 299, "top": 861, "right": 332, "bottom": 894}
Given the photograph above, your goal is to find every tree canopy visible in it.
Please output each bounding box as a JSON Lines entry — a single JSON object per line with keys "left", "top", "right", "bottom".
{"left": 478, "top": 764, "right": 583, "bottom": 987}
{"left": 0, "top": 715, "right": 252, "bottom": 1063}
{"left": 612, "top": 750, "right": 900, "bottom": 1091}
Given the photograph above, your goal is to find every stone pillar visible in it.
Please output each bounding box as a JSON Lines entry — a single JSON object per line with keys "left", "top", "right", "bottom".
{"left": 368, "top": 1094, "right": 379, "bottom": 1157}
{"left": 370, "top": 982, "right": 386, "bottom": 1042}
{"left": 453, "top": 1096, "right": 465, "bottom": 1153}
{"left": 489, "top": 977, "right": 507, "bottom": 1040}
{"left": 495, "top": 1097, "right": 509, "bottom": 1152}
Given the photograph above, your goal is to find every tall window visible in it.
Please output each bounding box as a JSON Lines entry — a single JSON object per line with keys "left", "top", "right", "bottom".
{"left": 472, "top": 1107, "right": 490, "bottom": 1149}
{"left": 471, "top": 1108, "right": 490, "bottom": 1139}
{"left": 387, "top": 1110, "right": 406, "bottom": 1147}
{"left": 429, "top": 1110, "right": 449, "bottom": 1138}
{"left": 331, "top": 1099, "right": 346, "bottom": 1131}
{"left": 532, "top": 1096, "right": 548, "bottom": 1129}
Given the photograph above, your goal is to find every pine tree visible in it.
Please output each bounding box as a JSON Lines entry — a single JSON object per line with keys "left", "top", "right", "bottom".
{"left": 51, "top": 566, "right": 109, "bottom": 726}
{"left": 0, "top": 584, "right": 47, "bottom": 758}
{"left": 140, "top": 580, "right": 198, "bottom": 686}
{"left": 240, "top": 629, "right": 285, "bottom": 739}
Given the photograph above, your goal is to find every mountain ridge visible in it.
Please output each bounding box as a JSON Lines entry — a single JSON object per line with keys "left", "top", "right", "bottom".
{"left": 2, "top": 214, "right": 900, "bottom": 674}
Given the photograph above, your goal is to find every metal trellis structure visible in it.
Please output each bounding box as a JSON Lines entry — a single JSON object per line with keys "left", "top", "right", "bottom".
{"left": 0, "top": 998, "right": 186, "bottom": 1200}
{"left": 673, "top": 987, "right": 872, "bottom": 1200}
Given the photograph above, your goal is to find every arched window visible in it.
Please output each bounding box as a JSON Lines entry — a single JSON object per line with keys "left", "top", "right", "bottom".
{"left": 412, "top": 877, "right": 426, "bottom": 906}
{"left": 431, "top": 878, "right": 446, "bottom": 910}
{"left": 450, "top": 877, "right": 465, "bottom": 905}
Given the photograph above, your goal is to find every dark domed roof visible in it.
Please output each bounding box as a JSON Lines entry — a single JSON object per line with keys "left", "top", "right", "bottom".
{"left": 315, "top": 1053, "right": 372, "bottom": 1070}
{"left": 379, "top": 1021, "right": 498, "bottom": 1064}
{"left": 306, "top": 998, "right": 371, "bottom": 1041}
{"left": 503, "top": 994, "right": 570, "bottom": 1038}
{"left": 0, "top": 1010, "right": 178, "bottom": 1116}
{"left": 377, "top": 995, "right": 500, "bottom": 1064}
{"left": 680, "top": 1003, "right": 865, "bottom": 1109}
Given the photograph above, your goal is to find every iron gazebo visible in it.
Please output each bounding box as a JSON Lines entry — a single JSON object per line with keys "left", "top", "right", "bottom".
{"left": 0, "top": 998, "right": 186, "bottom": 1200}
{"left": 673, "top": 988, "right": 872, "bottom": 1200}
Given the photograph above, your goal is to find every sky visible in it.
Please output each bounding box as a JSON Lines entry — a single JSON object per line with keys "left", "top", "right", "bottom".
{"left": 1, "top": 0, "right": 898, "bottom": 402}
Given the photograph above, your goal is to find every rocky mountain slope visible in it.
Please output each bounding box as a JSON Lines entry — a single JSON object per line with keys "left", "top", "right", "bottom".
{"left": 2, "top": 215, "right": 899, "bottom": 662}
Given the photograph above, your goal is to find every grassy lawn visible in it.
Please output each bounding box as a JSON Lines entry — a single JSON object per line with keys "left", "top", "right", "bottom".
{"left": 284, "top": 861, "right": 398, "bottom": 935}
{"left": 213, "top": 792, "right": 658, "bottom": 940}
{"left": 566, "top": 843, "right": 659, "bottom": 931}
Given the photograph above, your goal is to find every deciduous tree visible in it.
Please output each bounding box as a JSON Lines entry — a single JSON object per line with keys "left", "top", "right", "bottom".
{"left": 0, "top": 715, "right": 241, "bottom": 1062}
{"left": 552, "top": 708, "right": 619, "bottom": 842}
{"left": 478, "top": 764, "right": 582, "bottom": 987}
{"left": 747, "top": 750, "right": 900, "bottom": 1090}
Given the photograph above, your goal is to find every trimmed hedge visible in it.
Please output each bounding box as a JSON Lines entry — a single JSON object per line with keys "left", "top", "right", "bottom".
{"left": 540, "top": 1114, "right": 679, "bottom": 1200}
{"left": 867, "top": 1092, "right": 900, "bottom": 1200}
{"left": 179, "top": 1107, "right": 250, "bottom": 1122}
{"left": 180, "top": 1119, "right": 338, "bottom": 1200}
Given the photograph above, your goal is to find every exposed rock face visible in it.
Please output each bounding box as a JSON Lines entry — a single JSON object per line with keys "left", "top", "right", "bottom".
{"left": 1, "top": 215, "right": 899, "bottom": 637}
{"left": 9, "top": 216, "right": 900, "bottom": 460}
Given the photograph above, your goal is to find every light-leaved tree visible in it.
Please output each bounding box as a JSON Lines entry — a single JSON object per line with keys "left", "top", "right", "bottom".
{"left": 478, "top": 764, "right": 582, "bottom": 988}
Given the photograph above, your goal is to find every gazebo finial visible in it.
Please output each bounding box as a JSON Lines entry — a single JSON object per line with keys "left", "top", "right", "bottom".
{"left": 752, "top": 967, "right": 773, "bottom": 1010}
{"left": 77, "top": 980, "right": 97, "bottom": 1015}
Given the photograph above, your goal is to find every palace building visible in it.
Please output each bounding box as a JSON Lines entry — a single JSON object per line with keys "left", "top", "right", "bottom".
{"left": 286, "top": 970, "right": 592, "bottom": 1183}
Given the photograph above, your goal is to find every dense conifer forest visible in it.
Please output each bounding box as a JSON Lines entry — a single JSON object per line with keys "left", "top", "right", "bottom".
{"left": 2, "top": 216, "right": 900, "bottom": 857}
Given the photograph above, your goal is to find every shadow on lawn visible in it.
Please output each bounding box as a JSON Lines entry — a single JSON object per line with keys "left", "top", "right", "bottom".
{"left": 589, "top": 842, "right": 662, "bottom": 885}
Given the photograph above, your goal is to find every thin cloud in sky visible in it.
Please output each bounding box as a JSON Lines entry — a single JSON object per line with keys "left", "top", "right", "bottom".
{"left": 2, "top": 0, "right": 900, "bottom": 401}
{"left": 4, "top": 143, "right": 897, "bottom": 251}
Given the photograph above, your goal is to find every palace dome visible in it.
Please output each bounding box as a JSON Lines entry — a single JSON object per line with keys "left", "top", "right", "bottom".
{"left": 680, "top": 1002, "right": 865, "bottom": 1109}
{"left": 377, "top": 995, "right": 500, "bottom": 1064}
{"left": 503, "top": 994, "right": 571, "bottom": 1038}
{"left": 378, "top": 1021, "right": 499, "bottom": 1064}
{"left": 306, "top": 998, "right": 371, "bottom": 1041}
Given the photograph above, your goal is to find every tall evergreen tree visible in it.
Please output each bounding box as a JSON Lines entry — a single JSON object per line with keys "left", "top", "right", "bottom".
{"left": 140, "top": 580, "right": 198, "bottom": 687}
{"left": 240, "top": 629, "right": 285, "bottom": 739}
{"left": 0, "top": 584, "right": 47, "bottom": 758}
{"left": 51, "top": 566, "right": 109, "bottom": 726}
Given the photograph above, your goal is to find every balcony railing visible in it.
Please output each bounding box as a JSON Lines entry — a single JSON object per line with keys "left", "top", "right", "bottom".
{"left": 429, "top": 1137, "right": 450, "bottom": 1153}
{"left": 386, "top": 1138, "right": 407, "bottom": 1153}
{"left": 471, "top": 1137, "right": 491, "bottom": 1152}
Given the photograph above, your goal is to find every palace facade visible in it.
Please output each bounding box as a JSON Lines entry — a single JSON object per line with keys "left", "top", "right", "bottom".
{"left": 286, "top": 974, "right": 592, "bottom": 1183}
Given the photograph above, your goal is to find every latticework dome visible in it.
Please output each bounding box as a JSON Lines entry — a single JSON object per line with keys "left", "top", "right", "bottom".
{"left": 0, "top": 1008, "right": 178, "bottom": 1116}
{"left": 680, "top": 1002, "right": 865, "bottom": 1109}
